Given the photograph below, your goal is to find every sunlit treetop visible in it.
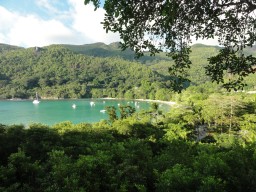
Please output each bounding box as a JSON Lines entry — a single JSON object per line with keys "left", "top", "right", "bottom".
{"left": 84, "top": 0, "right": 256, "bottom": 92}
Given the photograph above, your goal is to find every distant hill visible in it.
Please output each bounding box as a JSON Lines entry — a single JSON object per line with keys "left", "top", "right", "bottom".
{"left": 244, "top": 45, "right": 256, "bottom": 56}
{"left": 61, "top": 42, "right": 171, "bottom": 64}
{"left": 61, "top": 42, "right": 256, "bottom": 64}
{"left": 61, "top": 42, "right": 134, "bottom": 58}
{"left": 0, "top": 42, "right": 255, "bottom": 97}
{"left": 148, "top": 44, "right": 221, "bottom": 84}
{"left": 0, "top": 43, "right": 23, "bottom": 53}
{"left": 45, "top": 43, "right": 228, "bottom": 86}
{"left": 0, "top": 45, "right": 173, "bottom": 100}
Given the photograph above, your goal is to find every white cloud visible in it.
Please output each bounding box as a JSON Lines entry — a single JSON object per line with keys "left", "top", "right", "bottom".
{"left": 68, "top": 0, "right": 120, "bottom": 44}
{"left": 0, "top": 6, "right": 81, "bottom": 47}
{"left": 0, "top": 1, "right": 120, "bottom": 47}
{"left": 36, "top": 0, "right": 60, "bottom": 14}
{"left": 0, "top": 1, "right": 220, "bottom": 48}
{"left": 36, "top": 0, "right": 71, "bottom": 21}
{"left": 0, "top": 33, "right": 6, "bottom": 43}
{"left": 8, "top": 15, "right": 80, "bottom": 47}
{"left": 0, "top": 6, "right": 18, "bottom": 34}
{"left": 0, "top": 6, "right": 74, "bottom": 47}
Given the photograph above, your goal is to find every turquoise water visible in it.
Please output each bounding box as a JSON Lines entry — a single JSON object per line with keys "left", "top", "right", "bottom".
{"left": 0, "top": 99, "right": 170, "bottom": 126}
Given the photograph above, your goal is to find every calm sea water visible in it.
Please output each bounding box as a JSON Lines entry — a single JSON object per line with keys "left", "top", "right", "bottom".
{"left": 0, "top": 99, "right": 170, "bottom": 126}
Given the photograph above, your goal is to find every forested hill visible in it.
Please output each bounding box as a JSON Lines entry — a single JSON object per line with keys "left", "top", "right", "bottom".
{"left": 0, "top": 43, "right": 255, "bottom": 100}
{"left": 62, "top": 42, "right": 256, "bottom": 63}
{"left": 62, "top": 42, "right": 256, "bottom": 89}
{"left": 0, "top": 45, "right": 173, "bottom": 100}
{"left": 60, "top": 43, "right": 223, "bottom": 86}
{"left": 0, "top": 43, "right": 23, "bottom": 53}
{"left": 61, "top": 42, "right": 172, "bottom": 64}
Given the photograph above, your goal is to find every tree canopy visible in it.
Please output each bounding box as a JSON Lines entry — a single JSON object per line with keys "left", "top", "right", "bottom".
{"left": 1, "top": 91, "right": 256, "bottom": 191}
{"left": 84, "top": 0, "right": 256, "bottom": 91}
{"left": 0, "top": 45, "right": 175, "bottom": 100}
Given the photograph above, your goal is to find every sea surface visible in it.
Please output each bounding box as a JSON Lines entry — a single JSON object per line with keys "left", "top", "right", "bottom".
{"left": 0, "top": 99, "right": 170, "bottom": 126}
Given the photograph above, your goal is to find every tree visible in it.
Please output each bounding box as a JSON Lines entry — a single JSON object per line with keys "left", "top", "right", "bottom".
{"left": 156, "top": 164, "right": 199, "bottom": 191}
{"left": 105, "top": 106, "right": 118, "bottom": 123}
{"left": 0, "top": 149, "right": 43, "bottom": 191}
{"left": 119, "top": 105, "right": 136, "bottom": 119}
{"left": 85, "top": 0, "right": 256, "bottom": 91}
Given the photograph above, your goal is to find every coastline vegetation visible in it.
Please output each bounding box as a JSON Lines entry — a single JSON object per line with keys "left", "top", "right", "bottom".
{"left": 1, "top": 43, "right": 256, "bottom": 191}
{"left": 1, "top": 89, "right": 256, "bottom": 191}
{"left": 1, "top": 0, "right": 256, "bottom": 189}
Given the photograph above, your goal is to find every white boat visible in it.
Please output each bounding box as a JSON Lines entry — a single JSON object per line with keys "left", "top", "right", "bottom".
{"left": 90, "top": 101, "right": 95, "bottom": 107}
{"left": 32, "top": 92, "right": 40, "bottom": 104}
{"left": 100, "top": 109, "right": 106, "bottom": 113}
{"left": 72, "top": 104, "right": 76, "bottom": 109}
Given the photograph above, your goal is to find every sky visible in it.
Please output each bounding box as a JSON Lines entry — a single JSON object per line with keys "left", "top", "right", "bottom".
{"left": 0, "top": 0, "right": 218, "bottom": 48}
{"left": 0, "top": 0, "right": 119, "bottom": 47}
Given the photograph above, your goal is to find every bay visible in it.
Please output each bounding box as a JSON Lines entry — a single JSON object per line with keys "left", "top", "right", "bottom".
{"left": 0, "top": 99, "right": 170, "bottom": 126}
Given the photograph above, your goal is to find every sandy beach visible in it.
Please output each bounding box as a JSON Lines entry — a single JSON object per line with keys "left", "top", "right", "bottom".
{"left": 134, "top": 99, "right": 176, "bottom": 106}
{"left": 101, "top": 97, "right": 176, "bottom": 106}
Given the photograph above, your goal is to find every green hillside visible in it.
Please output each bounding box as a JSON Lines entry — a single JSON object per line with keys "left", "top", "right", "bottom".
{"left": 0, "top": 45, "right": 173, "bottom": 100}
{"left": 62, "top": 42, "right": 256, "bottom": 89}
{"left": 149, "top": 44, "right": 220, "bottom": 83}
{"left": 0, "top": 42, "right": 255, "bottom": 100}
{"left": 0, "top": 43, "right": 23, "bottom": 53}
{"left": 61, "top": 42, "right": 171, "bottom": 64}
{"left": 149, "top": 44, "right": 256, "bottom": 89}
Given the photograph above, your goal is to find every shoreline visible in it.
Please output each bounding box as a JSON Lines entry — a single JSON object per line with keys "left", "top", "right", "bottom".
{"left": 101, "top": 97, "right": 176, "bottom": 106}
{"left": 135, "top": 99, "right": 176, "bottom": 106}
{"left": 5, "top": 97, "right": 176, "bottom": 106}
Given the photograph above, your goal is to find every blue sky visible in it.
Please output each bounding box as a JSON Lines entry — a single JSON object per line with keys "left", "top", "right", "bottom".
{"left": 0, "top": 0, "right": 118, "bottom": 47}
{"left": 0, "top": 0, "right": 218, "bottom": 48}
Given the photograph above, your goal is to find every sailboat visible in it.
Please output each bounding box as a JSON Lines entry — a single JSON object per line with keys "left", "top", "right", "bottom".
{"left": 32, "top": 92, "right": 40, "bottom": 104}
{"left": 90, "top": 101, "right": 95, "bottom": 107}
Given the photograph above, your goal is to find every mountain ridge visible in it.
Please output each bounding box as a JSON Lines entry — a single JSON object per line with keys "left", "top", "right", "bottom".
{"left": 0, "top": 44, "right": 174, "bottom": 100}
{"left": 0, "top": 42, "right": 255, "bottom": 99}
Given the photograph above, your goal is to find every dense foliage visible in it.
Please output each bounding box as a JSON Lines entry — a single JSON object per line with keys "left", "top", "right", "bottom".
{"left": 0, "top": 43, "right": 255, "bottom": 100}
{"left": 1, "top": 91, "right": 256, "bottom": 191}
{"left": 0, "top": 44, "right": 23, "bottom": 53}
{"left": 0, "top": 44, "right": 174, "bottom": 100}
{"left": 61, "top": 42, "right": 172, "bottom": 64}
{"left": 85, "top": 0, "right": 256, "bottom": 91}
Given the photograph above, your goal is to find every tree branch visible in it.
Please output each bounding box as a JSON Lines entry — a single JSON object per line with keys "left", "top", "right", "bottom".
{"left": 215, "top": 0, "right": 256, "bottom": 12}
